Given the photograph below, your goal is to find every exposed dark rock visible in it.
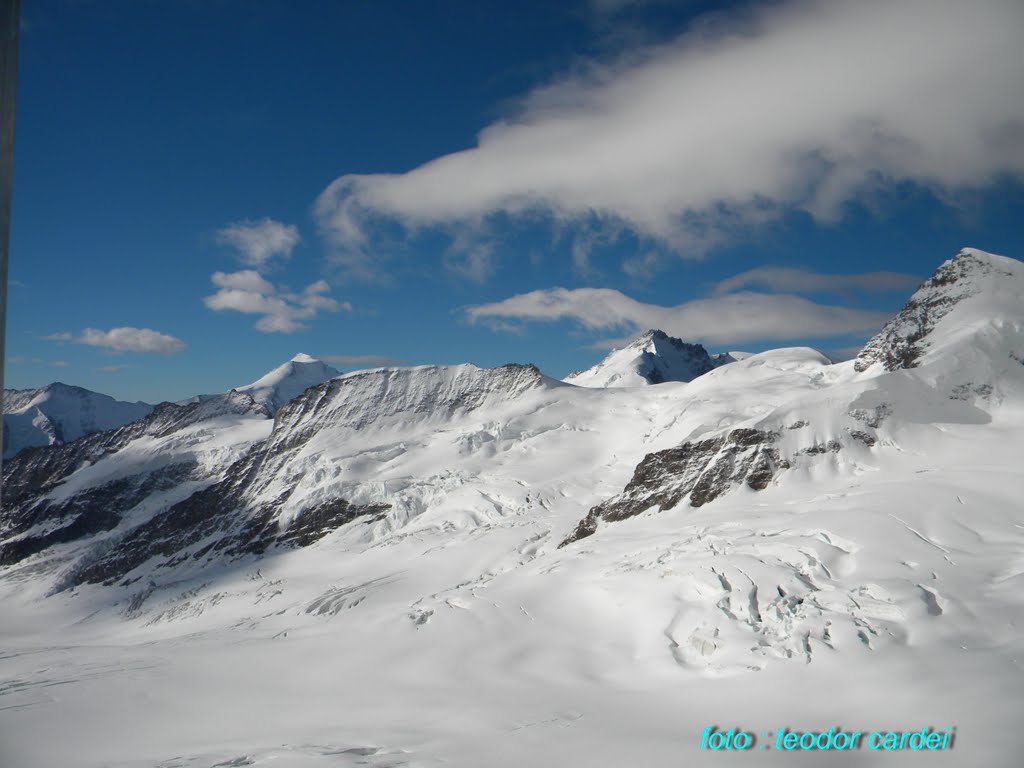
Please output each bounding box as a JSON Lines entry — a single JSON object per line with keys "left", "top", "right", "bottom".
{"left": 2, "top": 391, "right": 268, "bottom": 512}
{"left": 0, "top": 462, "right": 197, "bottom": 566}
{"left": 566, "top": 330, "right": 725, "bottom": 387}
{"left": 277, "top": 498, "right": 390, "bottom": 548}
{"left": 801, "top": 441, "right": 842, "bottom": 455}
{"left": 63, "top": 443, "right": 391, "bottom": 588}
{"left": 854, "top": 251, "right": 1012, "bottom": 372}
{"left": 849, "top": 430, "right": 877, "bottom": 447}
{"left": 560, "top": 428, "right": 789, "bottom": 547}
{"left": 1, "top": 392, "right": 270, "bottom": 579}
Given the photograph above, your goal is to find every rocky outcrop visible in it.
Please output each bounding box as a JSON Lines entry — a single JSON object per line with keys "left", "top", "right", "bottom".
{"left": 561, "top": 428, "right": 789, "bottom": 546}
{"left": 854, "top": 249, "right": 1014, "bottom": 372}
{"left": 61, "top": 444, "right": 389, "bottom": 589}
{"left": 0, "top": 462, "right": 197, "bottom": 567}
{"left": 0, "top": 391, "right": 271, "bottom": 575}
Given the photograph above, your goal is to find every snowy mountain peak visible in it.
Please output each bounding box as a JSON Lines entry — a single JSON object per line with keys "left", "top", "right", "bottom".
{"left": 237, "top": 354, "right": 341, "bottom": 415}
{"left": 2, "top": 382, "right": 153, "bottom": 459}
{"left": 855, "top": 247, "right": 1023, "bottom": 373}
{"left": 565, "top": 329, "right": 732, "bottom": 388}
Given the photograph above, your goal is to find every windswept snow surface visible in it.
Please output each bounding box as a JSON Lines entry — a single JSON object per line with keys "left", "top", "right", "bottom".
{"left": 2, "top": 251, "right": 1024, "bottom": 767}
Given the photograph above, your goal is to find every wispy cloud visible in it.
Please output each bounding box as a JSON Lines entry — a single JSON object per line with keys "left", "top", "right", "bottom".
{"left": 45, "top": 327, "right": 186, "bottom": 354}
{"left": 712, "top": 267, "right": 921, "bottom": 296}
{"left": 319, "top": 354, "right": 403, "bottom": 367}
{"left": 7, "top": 356, "right": 74, "bottom": 368}
{"left": 203, "top": 270, "right": 350, "bottom": 333}
{"left": 216, "top": 218, "right": 301, "bottom": 268}
{"left": 316, "top": 0, "right": 1024, "bottom": 275}
{"left": 465, "top": 287, "right": 890, "bottom": 346}
{"left": 97, "top": 364, "right": 138, "bottom": 373}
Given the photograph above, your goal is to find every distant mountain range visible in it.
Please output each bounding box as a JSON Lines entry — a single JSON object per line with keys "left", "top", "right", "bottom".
{"left": 2, "top": 352, "right": 341, "bottom": 460}
{"left": 3, "top": 247, "right": 1023, "bottom": 767}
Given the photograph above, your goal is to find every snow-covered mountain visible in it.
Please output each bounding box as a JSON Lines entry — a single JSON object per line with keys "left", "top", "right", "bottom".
{"left": 2, "top": 382, "right": 153, "bottom": 460}
{"left": 565, "top": 329, "right": 734, "bottom": 387}
{"left": 2, "top": 248, "right": 1023, "bottom": 768}
{"left": 236, "top": 352, "right": 340, "bottom": 414}
{"left": 564, "top": 248, "right": 1024, "bottom": 545}
{"left": 1, "top": 353, "right": 339, "bottom": 461}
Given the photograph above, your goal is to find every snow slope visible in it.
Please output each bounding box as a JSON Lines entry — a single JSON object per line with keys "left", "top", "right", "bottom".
{"left": 2, "top": 383, "right": 153, "bottom": 459}
{"left": 565, "top": 329, "right": 733, "bottom": 387}
{"left": 1, "top": 248, "right": 1023, "bottom": 767}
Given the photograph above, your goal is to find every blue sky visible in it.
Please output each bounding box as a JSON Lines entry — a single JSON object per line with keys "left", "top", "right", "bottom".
{"left": 6, "top": 0, "right": 1024, "bottom": 403}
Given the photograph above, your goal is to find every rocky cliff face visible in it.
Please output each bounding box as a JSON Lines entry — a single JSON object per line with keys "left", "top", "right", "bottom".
{"left": 1, "top": 363, "right": 556, "bottom": 591}
{"left": 560, "top": 428, "right": 789, "bottom": 546}
{"left": 854, "top": 248, "right": 1019, "bottom": 372}
{"left": 0, "top": 391, "right": 271, "bottom": 571}
{"left": 60, "top": 444, "right": 389, "bottom": 590}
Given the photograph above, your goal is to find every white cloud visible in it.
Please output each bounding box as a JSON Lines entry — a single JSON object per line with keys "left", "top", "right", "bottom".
{"left": 216, "top": 218, "right": 301, "bottom": 268}
{"left": 316, "top": 0, "right": 1024, "bottom": 274}
{"left": 203, "top": 270, "right": 350, "bottom": 333}
{"left": 465, "top": 287, "right": 891, "bottom": 346}
{"left": 319, "top": 354, "right": 403, "bottom": 367}
{"left": 46, "top": 327, "right": 186, "bottom": 354}
{"left": 6, "top": 355, "right": 77, "bottom": 367}
{"left": 80, "top": 328, "right": 186, "bottom": 354}
{"left": 443, "top": 230, "right": 497, "bottom": 282}
{"left": 712, "top": 267, "right": 921, "bottom": 296}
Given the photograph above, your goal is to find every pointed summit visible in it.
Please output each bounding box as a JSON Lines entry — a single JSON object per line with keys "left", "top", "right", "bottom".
{"left": 238, "top": 354, "right": 340, "bottom": 414}
{"left": 565, "top": 329, "right": 733, "bottom": 388}
{"left": 855, "top": 248, "right": 1023, "bottom": 373}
